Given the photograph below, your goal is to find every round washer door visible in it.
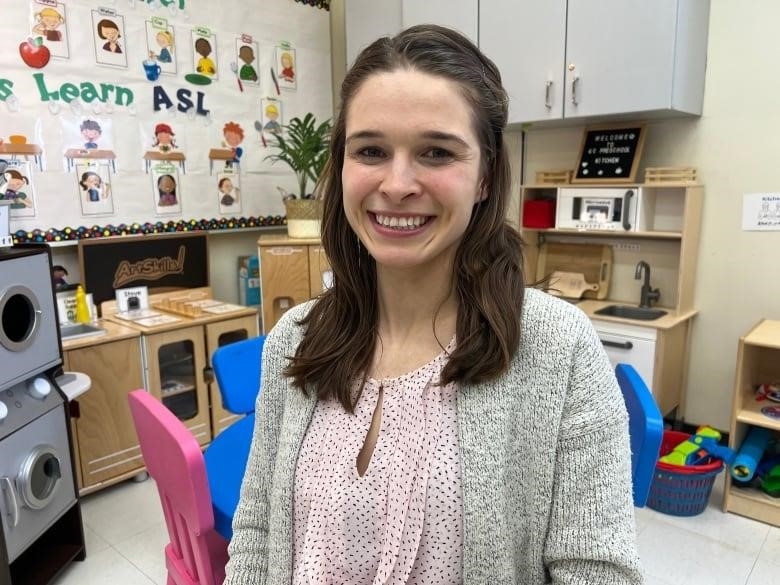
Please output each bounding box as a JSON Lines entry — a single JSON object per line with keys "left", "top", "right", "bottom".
{"left": 17, "top": 445, "right": 63, "bottom": 510}
{"left": 0, "top": 285, "right": 42, "bottom": 353}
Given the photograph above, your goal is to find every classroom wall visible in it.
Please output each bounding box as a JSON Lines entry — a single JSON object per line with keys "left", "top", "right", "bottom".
{"left": 2, "top": 0, "right": 332, "bottom": 304}
{"left": 329, "top": 1, "right": 780, "bottom": 430}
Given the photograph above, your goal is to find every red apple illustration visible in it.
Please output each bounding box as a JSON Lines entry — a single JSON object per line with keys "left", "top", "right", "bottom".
{"left": 19, "top": 37, "right": 50, "bottom": 69}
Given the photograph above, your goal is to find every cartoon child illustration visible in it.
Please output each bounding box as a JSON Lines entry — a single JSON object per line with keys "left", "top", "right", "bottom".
{"left": 218, "top": 177, "right": 240, "bottom": 206}
{"left": 2, "top": 170, "right": 32, "bottom": 209}
{"left": 279, "top": 51, "right": 295, "bottom": 83}
{"left": 79, "top": 171, "right": 110, "bottom": 202}
{"left": 52, "top": 265, "right": 69, "bottom": 288}
{"left": 150, "top": 30, "right": 174, "bottom": 63}
{"left": 238, "top": 45, "right": 257, "bottom": 81}
{"left": 195, "top": 38, "right": 216, "bottom": 76}
{"left": 222, "top": 122, "right": 244, "bottom": 167}
{"left": 157, "top": 174, "right": 177, "bottom": 206}
{"left": 153, "top": 123, "right": 177, "bottom": 153}
{"left": 80, "top": 120, "right": 102, "bottom": 150}
{"left": 97, "top": 19, "right": 122, "bottom": 53}
{"left": 32, "top": 7, "right": 65, "bottom": 42}
{"left": 263, "top": 104, "right": 281, "bottom": 135}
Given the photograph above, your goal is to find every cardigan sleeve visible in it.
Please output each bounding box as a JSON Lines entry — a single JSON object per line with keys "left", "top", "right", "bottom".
{"left": 543, "top": 317, "right": 644, "bottom": 584}
{"left": 223, "top": 324, "right": 290, "bottom": 585}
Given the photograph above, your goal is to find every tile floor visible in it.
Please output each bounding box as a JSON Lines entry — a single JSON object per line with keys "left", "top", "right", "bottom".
{"left": 51, "top": 473, "right": 780, "bottom": 585}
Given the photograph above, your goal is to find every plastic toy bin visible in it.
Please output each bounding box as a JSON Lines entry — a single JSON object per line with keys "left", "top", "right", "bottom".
{"left": 647, "top": 430, "right": 724, "bottom": 517}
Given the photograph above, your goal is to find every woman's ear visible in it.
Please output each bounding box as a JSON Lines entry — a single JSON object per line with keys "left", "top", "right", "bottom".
{"left": 475, "top": 180, "right": 487, "bottom": 202}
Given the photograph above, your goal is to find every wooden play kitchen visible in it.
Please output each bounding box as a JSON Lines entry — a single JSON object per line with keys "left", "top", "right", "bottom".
{"left": 520, "top": 169, "right": 703, "bottom": 417}
{"left": 63, "top": 287, "right": 258, "bottom": 495}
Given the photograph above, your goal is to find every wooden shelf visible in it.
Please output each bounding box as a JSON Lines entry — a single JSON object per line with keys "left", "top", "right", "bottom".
{"left": 723, "top": 319, "right": 780, "bottom": 527}
{"left": 525, "top": 227, "right": 682, "bottom": 240}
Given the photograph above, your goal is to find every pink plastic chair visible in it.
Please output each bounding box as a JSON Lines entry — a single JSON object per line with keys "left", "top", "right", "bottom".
{"left": 128, "top": 390, "right": 229, "bottom": 585}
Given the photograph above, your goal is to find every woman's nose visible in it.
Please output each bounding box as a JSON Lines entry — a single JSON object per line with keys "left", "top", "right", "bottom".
{"left": 380, "top": 155, "right": 420, "bottom": 202}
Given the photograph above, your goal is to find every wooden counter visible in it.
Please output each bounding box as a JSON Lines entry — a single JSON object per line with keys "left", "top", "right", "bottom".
{"left": 60, "top": 318, "right": 141, "bottom": 351}
{"left": 575, "top": 299, "right": 698, "bottom": 330}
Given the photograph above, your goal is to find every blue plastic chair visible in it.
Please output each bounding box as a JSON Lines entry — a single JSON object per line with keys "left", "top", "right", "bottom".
{"left": 205, "top": 335, "right": 265, "bottom": 538}
{"left": 615, "top": 363, "right": 664, "bottom": 507}
{"left": 211, "top": 335, "right": 266, "bottom": 415}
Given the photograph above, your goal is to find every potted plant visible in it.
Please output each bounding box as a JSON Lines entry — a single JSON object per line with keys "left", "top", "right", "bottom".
{"left": 265, "top": 113, "right": 332, "bottom": 199}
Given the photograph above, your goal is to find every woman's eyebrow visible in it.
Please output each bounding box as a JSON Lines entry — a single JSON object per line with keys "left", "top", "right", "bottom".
{"left": 345, "top": 129, "right": 469, "bottom": 147}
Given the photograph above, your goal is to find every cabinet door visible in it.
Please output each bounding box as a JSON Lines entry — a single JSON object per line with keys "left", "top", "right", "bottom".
{"left": 66, "top": 338, "right": 145, "bottom": 490}
{"left": 565, "top": 0, "right": 678, "bottom": 118}
{"left": 205, "top": 315, "right": 259, "bottom": 436}
{"left": 345, "top": 0, "right": 402, "bottom": 67}
{"left": 143, "top": 326, "right": 211, "bottom": 445}
{"left": 308, "top": 245, "right": 332, "bottom": 297}
{"left": 402, "top": 0, "right": 478, "bottom": 44}
{"left": 259, "top": 244, "right": 311, "bottom": 333}
{"left": 592, "top": 319, "right": 656, "bottom": 393}
{"left": 480, "top": 0, "right": 567, "bottom": 124}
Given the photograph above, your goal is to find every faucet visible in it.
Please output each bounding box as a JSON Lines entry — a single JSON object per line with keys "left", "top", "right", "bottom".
{"left": 635, "top": 261, "right": 660, "bottom": 308}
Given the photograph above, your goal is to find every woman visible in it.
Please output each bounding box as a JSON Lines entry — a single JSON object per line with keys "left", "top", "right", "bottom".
{"left": 79, "top": 171, "right": 110, "bottom": 202}
{"left": 225, "top": 24, "right": 641, "bottom": 585}
{"left": 97, "top": 19, "right": 122, "bottom": 54}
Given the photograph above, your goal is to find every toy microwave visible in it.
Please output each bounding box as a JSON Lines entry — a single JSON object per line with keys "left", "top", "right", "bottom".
{"left": 555, "top": 187, "right": 643, "bottom": 232}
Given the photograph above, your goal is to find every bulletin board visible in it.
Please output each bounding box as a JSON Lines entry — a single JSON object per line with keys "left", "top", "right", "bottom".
{"left": 0, "top": 0, "right": 332, "bottom": 243}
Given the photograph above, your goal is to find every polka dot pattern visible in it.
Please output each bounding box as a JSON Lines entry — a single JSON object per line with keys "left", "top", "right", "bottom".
{"left": 292, "top": 340, "right": 463, "bottom": 584}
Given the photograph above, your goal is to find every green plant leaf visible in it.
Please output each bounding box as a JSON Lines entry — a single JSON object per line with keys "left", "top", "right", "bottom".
{"left": 264, "top": 113, "right": 332, "bottom": 198}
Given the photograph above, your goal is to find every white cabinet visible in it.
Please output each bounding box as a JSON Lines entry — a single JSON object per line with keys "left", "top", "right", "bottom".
{"left": 402, "top": 0, "right": 478, "bottom": 45}
{"left": 479, "top": 0, "right": 710, "bottom": 125}
{"left": 592, "top": 320, "right": 656, "bottom": 393}
{"left": 344, "top": 0, "right": 402, "bottom": 67}
{"left": 344, "top": 0, "right": 478, "bottom": 67}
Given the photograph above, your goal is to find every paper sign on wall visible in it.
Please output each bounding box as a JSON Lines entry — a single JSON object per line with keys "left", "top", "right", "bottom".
{"left": 742, "top": 193, "right": 780, "bottom": 231}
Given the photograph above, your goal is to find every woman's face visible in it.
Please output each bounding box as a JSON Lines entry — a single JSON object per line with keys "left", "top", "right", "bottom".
{"left": 220, "top": 180, "right": 233, "bottom": 193}
{"left": 342, "top": 69, "right": 483, "bottom": 274}
{"left": 8, "top": 177, "right": 24, "bottom": 191}
{"left": 102, "top": 26, "right": 119, "bottom": 42}
{"left": 41, "top": 14, "right": 61, "bottom": 29}
{"left": 157, "top": 131, "right": 172, "bottom": 145}
{"left": 159, "top": 176, "right": 175, "bottom": 194}
{"left": 156, "top": 33, "right": 169, "bottom": 48}
{"left": 85, "top": 174, "right": 100, "bottom": 188}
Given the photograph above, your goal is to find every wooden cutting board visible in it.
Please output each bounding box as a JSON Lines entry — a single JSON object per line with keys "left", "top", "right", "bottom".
{"left": 548, "top": 271, "right": 600, "bottom": 299}
{"left": 536, "top": 242, "right": 613, "bottom": 300}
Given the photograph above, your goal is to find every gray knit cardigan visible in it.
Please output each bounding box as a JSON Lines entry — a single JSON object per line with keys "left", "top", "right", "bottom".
{"left": 224, "top": 288, "right": 643, "bottom": 584}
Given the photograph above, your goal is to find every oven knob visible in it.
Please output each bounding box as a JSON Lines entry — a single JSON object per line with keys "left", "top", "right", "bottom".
{"left": 0, "top": 400, "right": 7, "bottom": 422}
{"left": 27, "top": 377, "right": 52, "bottom": 400}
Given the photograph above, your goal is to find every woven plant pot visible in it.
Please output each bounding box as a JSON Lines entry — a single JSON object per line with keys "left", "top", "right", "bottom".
{"left": 284, "top": 199, "right": 322, "bottom": 238}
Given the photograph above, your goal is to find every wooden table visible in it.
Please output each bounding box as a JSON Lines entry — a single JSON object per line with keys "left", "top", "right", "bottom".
{"left": 143, "top": 150, "right": 186, "bottom": 173}
{"left": 208, "top": 148, "right": 240, "bottom": 174}
{"left": 0, "top": 143, "right": 43, "bottom": 168}
{"left": 64, "top": 149, "right": 117, "bottom": 172}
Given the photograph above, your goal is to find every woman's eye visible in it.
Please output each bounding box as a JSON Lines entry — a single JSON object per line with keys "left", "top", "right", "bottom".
{"left": 421, "top": 147, "right": 454, "bottom": 162}
{"left": 356, "top": 147, "right": 385, "bottom": 160}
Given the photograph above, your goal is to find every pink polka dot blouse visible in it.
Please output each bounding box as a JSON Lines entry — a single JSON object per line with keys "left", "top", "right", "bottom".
{"left": 292, "top": 340, "right": 463, "bottom": 584}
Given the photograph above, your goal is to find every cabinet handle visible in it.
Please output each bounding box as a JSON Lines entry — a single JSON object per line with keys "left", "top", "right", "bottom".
{"left": 1, "top": 476, "right": 19, "bottom": 528}
{"left": 544, "top": 80, "right": 553, "bottom": 109}
{"left": 203, "top": 366, "right": 214, "bottom": 385}
{"left": 571, "top": 74, "right": 580, "bottom": 106}
{"left": 601, "top": 339, "right": 633, "bottom": 350}
{"left": 622, "top": 190, "right": 635, "bottom": 231}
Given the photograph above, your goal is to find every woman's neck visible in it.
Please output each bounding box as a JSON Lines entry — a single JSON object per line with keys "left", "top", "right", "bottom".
{"left": 375, "top": 264, "right": 458, "bottom": 347}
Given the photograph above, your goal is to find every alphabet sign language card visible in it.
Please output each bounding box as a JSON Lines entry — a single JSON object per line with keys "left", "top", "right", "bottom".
{"left": 275, "top": 43, "right": 296, "bottom": 90}
{"left": 76, "top": 162, "right": 114, "bottom": 216}
{"left": 1, "top": 160, "right": 37, "bottom": 218}
{"left": 145, "top": 17, "right": 176, "bottom": 76}
{"left": 151, "top": 163, "right": 181, "bottom": 215}
{"left": 92, "top": 8, "right": 127, "bottom": 68}
{"left": 235, "top": 35, "right": 259, "bottom": 86}
{"left": 192, "top": 27, "right": 218, "bottom": 80}
{"left": 30, "top": 0, "right": 70, "bottom": 60}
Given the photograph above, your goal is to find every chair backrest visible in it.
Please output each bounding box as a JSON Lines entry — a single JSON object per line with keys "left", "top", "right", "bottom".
{"left": 212, "top": 335, "right": 266, "bottom": 414}
{"left": 615, "top": 363, "right": 664, "bottom": 507}
{"left": 128, "top": 390, "right": 228, "bottom": 585}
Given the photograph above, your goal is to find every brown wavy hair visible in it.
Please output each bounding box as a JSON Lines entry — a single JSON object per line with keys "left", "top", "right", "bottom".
{"left": 285, "top": 24, "right": 525, "bottom": 412}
